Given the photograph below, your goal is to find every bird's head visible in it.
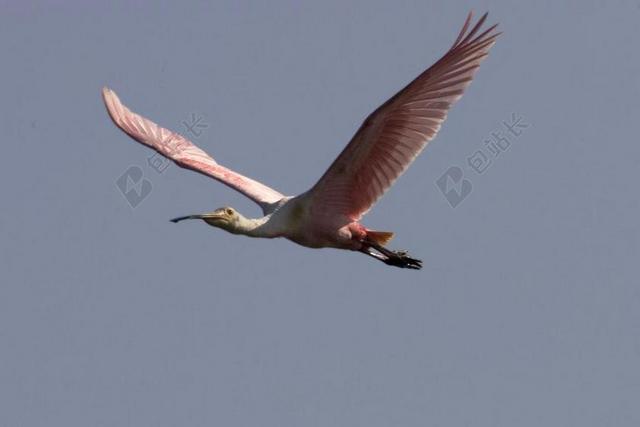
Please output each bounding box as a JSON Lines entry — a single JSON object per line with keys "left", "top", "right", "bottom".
{"left": 170, "top": 206, "right": 245, "bottom": 234}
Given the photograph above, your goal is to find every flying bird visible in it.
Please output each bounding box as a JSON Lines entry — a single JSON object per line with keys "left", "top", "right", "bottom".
{"left": 103, "top": 12, "right": 499, "bottom": 269}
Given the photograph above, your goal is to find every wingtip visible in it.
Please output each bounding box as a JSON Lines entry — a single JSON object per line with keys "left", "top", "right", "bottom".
{"left": 102, "top": 86, "right": 113, "bottom": 106}
{"left": 102, "top": 86, "right": 117, "bottom": 102}
{"left": 102, "top": 86, "right": 116, "bottom": 117}
{"left": 102, "top": 86, "right": 126, "bottom": 117}
{"left": 453, "top": 10, "right": 499, "bottom": 49}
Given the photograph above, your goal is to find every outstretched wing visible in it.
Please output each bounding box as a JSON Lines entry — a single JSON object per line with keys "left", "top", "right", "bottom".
{"left": 102, "top": 88, "right": 285, "bottom": 212}
{"left": 307, "top": 12, "right": 500, "bottom": 221}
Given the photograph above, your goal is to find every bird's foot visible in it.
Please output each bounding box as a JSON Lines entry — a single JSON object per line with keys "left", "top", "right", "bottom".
{"left": 384, "top": 250, "right": 422, "bottom": 270}
{"left": 361, "top": 243, "right": 422, "bottom": 270}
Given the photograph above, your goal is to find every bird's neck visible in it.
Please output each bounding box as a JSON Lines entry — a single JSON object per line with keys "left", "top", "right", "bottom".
{"left": 234, "top": 215, "right": 277, "bottom": 238}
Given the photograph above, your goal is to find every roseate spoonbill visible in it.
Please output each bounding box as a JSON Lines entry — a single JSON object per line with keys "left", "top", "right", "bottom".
{"left": 103, "top": 12, "right": 499, "bottom": 269}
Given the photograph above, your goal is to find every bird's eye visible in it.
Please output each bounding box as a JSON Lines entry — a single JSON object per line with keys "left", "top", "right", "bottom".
{"left": 226, "top": 208, "right": 234, "bottom": 215}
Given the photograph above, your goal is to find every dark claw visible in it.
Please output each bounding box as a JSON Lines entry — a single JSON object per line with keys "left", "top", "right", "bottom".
{"left": 384, "top": 253, "right": 423, "bottom": 270}
{"left": 360, "top": 242, "right": 423, "bottom": 270}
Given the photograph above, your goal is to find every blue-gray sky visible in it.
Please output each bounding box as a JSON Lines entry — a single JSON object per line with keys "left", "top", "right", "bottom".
{"left": 1, "top": 1, "right": 639, "bottom": 426}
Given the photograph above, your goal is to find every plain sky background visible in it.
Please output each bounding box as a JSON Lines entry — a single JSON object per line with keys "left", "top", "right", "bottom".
{"left": 1, "top": 1, "right": 639, "bottom": 426}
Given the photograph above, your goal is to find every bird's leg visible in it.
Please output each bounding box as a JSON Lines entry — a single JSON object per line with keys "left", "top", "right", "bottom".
{"left": 360, "top": 247, "right": 388, "bottom": 262}
{"left": 360, "top": 243, "right": 422, "bottom": 270}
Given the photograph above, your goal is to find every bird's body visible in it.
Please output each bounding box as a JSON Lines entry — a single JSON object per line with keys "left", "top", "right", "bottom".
{"left": 269, "top": 194, "right": 369, "bottom": 251}
{"left": 103, "top": 12, "right": 500, "bottom": 269}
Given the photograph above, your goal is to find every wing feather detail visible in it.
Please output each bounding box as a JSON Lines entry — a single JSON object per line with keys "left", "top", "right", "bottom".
{"left": 307, "top": 12, "right": 500, "bottom": 221}
{"left": 102, "top": 88, "right": 284, "bottom": 212}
